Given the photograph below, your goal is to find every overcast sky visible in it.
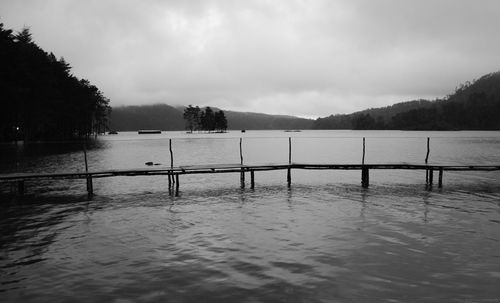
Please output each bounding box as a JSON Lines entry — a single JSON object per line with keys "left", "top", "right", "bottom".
{"left": 1, "top": 0, "right": 500, "bottom": 118}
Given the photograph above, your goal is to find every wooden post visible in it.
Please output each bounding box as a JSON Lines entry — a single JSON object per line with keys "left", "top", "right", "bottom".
{"left": 240, "top": 168, "right": 245, "bottom": 188}
{"left": 362, "top": 137, "right": 366, "bottom": 165}
{"left": 240, "top": 138, "right": 245, "bottom": 187}
{"left": 175, "top": 174, "right": 180, "bottom": 196}
{"left": 425, "top": 137, "right": 430, "bottom": 164}
{"left": 168, "top": 173, "right": 172, "bottom": 194}
{"left": 361, "top": 167, "right": 369, "bottom": 188}
{"left": 250, "top": 170, "right": 255, "bottom": 189}
{"left": 425, "top": 137, "right": 430, "bottom": 185}
{"left": 287, "top": 137, "right": 291, "bottom": 187}
{"left": 361, "top": 138, "right": 368, "bottom": 187}
{"left": 169, "top": 139, "right": 174, "bottom": 194}
{"left": 429, "top": 168, "right": 434, "bottom": 186}
{"left": 438, "top": 167, "right": 443, "bottom": 188}
{"left": 169, "top": 139, "right": 173, "bottom": 168}
{"left": 240, "top": 138, "right": 243, "bottom": 165}
{"left": 288, "top": 137, "right": 292, "bottom": 164}
{"left": 83, "top": 144, "right": 93, "bottom": 197}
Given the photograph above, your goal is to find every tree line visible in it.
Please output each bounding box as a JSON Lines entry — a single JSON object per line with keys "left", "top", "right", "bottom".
{"left": 183, "top": 105, "right": 228, "bottom": 133}
{"left": 313, "top": 72, "right": 500, "bottom": 130}
{"left": 0, "top": 24, "right": 111, "bottom": 141}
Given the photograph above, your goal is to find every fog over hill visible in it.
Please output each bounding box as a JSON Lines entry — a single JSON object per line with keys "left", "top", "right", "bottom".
{"left": 110, "top": 71, "right": 500, "bottom": 131}
{"left": 109, "top": 105, "right": 313, "bottom": 131}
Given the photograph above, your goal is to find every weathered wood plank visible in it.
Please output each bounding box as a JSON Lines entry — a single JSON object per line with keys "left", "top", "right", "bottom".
{"left": 1, "top": 163, "right": 499, "bottom": 184}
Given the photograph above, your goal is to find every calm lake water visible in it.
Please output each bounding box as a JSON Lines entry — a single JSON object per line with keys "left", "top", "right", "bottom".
{"left": 1, "top": 130, "right": 500, "bottom": 302}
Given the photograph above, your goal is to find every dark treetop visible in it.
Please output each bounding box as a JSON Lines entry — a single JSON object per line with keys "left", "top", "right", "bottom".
{"left": 0, "top": 24, "right": 111, "bottom": 142}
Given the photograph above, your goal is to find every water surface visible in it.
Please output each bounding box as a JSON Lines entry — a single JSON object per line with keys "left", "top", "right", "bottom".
{"left": 1, "top": 130, "right": 500, "bottom": 302}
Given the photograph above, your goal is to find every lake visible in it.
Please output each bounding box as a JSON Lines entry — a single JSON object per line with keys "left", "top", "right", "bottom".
{"left": 1, "top": 130, "right": 500, "bottom": 302}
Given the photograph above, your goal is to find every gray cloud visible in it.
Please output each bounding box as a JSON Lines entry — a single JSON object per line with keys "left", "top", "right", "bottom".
{"left": 1, "top": 0, "right": 500, "bottom": 117}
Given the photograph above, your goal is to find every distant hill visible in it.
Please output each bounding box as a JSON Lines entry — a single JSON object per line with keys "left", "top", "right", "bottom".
{"left": 110, "top": 71, "right": 500, "bottom": 131}
{"left": 109, "top": 104, "right": 314, "bottom": 131}
{"left": 224, "top": 111, "right": 313, "bottom": 130}
{"left": 313, "top": 71, "right": 500, "bottom": 130}
{"left": 109, "top": 104, "right": 184, "bottom": 131}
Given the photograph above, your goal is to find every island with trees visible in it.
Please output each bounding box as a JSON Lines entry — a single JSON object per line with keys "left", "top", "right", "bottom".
{"left": 0, "top": 23, "right": 111, "bottom": 142}
{"left": 183, "top": 105, "right": 228, "bottom": 133}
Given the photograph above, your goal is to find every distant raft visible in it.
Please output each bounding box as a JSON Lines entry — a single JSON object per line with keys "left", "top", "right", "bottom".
{"left": 138, "top": 130, "right": 161, "bottom": 134}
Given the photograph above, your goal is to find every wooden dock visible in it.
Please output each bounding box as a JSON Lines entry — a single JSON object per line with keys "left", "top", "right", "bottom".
{"left": 1, "top": 163, "right": 500, "bottom": 197}
{"left": 1, "top": 137, "right": 499, "bottom": 197}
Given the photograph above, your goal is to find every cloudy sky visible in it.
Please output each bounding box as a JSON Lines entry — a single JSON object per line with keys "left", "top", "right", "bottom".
{"left": 1, "top": 0, "right": 500, "bottom": 118}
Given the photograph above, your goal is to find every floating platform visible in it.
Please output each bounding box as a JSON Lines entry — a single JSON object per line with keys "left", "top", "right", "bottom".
{"left": 138, "top": 130, "right": 161, "bottom": 134}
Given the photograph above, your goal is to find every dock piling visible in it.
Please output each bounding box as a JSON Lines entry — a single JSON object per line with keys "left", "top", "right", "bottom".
{"left": 429, "top": 168, "right": 434, "bottom": 186}
{"left": 438, "top": 167, "right": 443, "bottom": 188}
{"left": 361, "top": 138, "right": 369, "bottom": 187}
{"left": 175, "top": 174, "right": 179, "bottom": 196}
{"left": 168, "top": 173, "right": 172, "bottom": 194}
{"left": 250, "top": 170, "right": 255, "bottom": 189}
{"left": 361, "top": 167, "right": 369, "bottom": 188}
{"left": 83, "top": 144, "right": 93, "bottom": 197}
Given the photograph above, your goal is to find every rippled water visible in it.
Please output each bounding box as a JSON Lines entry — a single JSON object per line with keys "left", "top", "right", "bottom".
{"left": 1, "top": 130, "right": 500, "bottom": 302}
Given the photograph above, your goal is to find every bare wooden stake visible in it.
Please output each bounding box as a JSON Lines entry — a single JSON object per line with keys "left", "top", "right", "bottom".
{"left": 287, "top": 137, "right": 292, "bottom": 187}
{"left": 289, "top": 137, "right": 292, "bottom": 164}
{"left": 425, "top": 137, "right": 430, "bottom": 164}
{"left": 362, "top": 137, "right": 366, "bottom": 165}
{"left": 240, "top": 138, "right": 243, "bottom": 165}
{"left": 169, "top": 139, "right": 174, "bottom": 168}
{"left": 361, "top": 167, "right": 369, "bottom": 188}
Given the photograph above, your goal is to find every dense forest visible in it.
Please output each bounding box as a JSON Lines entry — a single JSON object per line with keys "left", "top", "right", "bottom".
{"left": 313, "top": 72, "right": 500, "bottom": 130}
{"left": 0, "top": 23, "right": 111, "bottom": 141}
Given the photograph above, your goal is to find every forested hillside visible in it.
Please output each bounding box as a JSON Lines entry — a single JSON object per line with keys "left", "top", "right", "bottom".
{"left": 313, "top": 72, "right": 500, "bottom": 130}
{"left": 0, "top": 24, "right": 110, "bottom": 141}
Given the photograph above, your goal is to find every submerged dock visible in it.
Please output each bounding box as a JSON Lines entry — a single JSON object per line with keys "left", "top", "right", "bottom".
{"left": 1, "top": 137, "right": 499, "bottom": 197}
